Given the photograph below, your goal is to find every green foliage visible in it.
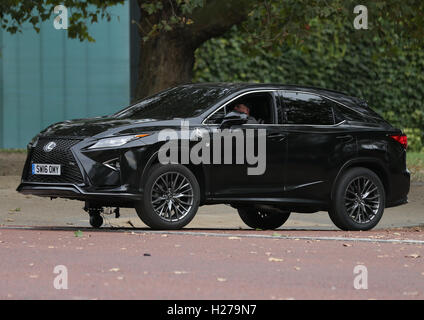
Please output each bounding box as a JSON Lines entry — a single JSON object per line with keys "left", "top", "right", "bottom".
{"left": 0, "top": 0, "right": 124, "bottom": 41}
{"left": 404, "top": 129, "right": 424, "bottom": 153}
{"left": 194, "top": 24, "right": 424, "bottom": 136}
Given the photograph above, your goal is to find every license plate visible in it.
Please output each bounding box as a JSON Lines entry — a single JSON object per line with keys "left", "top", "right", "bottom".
{"left": 31, "top": 164, "right": 61, "bottom": 176}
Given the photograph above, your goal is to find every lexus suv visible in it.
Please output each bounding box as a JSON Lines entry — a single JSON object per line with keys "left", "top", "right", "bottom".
{"left": 17, "top": 83, "right": 410, "bottom": 231}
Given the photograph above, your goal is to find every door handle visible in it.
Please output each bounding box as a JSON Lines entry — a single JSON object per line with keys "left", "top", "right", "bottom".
{"left": 336, "top": 135, "right": 354, "bottom": 142}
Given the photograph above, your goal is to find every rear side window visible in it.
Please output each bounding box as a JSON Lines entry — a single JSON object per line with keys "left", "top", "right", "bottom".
{"left": 333, "top": 104, "right": 364, "bottom": 122}
{"left": 280, "top": 92, "right": 335, "bottom": 125}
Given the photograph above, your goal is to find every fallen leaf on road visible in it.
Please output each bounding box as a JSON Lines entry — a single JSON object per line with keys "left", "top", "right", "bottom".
{"left": 109, "top": 268, "right": 120, "bottom": 272}
{"left": 272, "top": 233, "right": 282, "bottom": 237}
{"left": 265, "top": 252, "right": 272, "bottom": 256}
{"left": 143, "top": 253, "right": 151, "bottom": 256}
{"left": 294, "top": 267, "right": 301, "bottom": 271}
{"left": 74, "top": 230, "right": 83, "bottom": 238}
{"left": 268, "top": 257, "right": 284, "bottom": 262}
{"left": 117, "top": 276, "right": 124, "bottom": 280}
{"left": 228, "top": 237, "right": 242, "bottom": 240}
{"left": 405, "top": 254, "right": 420, "bottom": 259}
{"left": 173, "top": 271, "right": 188, "bottom": 274}
{"left": 6, "top": 218, "right": 14, "bottom": 222}
{"left": 343, "top": 243, "right": 352, "bottom": 247}
{"left": 217, "top": 278, "right": 227, "bottom": 282}
{"left": 29, "top": 275, "right": 39, "bottom": 279}
{"left": 393, "top": 232, "right": 401, "bottom": 236}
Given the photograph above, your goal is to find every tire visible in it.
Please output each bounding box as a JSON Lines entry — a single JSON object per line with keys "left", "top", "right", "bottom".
{"left": 329, "top": 167, "right": 385, "bottom": 231}
{"left": 237, "top": 208, "right": 291, "bottom": 230}
{"left": 89, "top": 214, "right": 103, "bottom": 228}
{"left": 135, "top": 164, "right": 200, "bottom": 230}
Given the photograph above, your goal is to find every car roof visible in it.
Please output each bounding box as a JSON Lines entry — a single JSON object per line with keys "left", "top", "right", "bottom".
{"left": 185, "top": 82, "right": 365, "bottom": 107}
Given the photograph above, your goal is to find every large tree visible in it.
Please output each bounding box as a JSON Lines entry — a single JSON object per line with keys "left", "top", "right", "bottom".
{"left": 1, "top": 0, "right": 423, "bottom": 100}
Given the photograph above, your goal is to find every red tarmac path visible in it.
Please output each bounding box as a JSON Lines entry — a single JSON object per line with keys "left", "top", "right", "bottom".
{"left": 0, "top": 226, "right": 423, "bottom": 300}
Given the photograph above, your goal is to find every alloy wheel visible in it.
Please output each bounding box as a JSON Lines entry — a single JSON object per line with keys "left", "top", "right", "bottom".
{"left": 344, "top": 176, "right": 381, "bottom": 224}
{"left": 150, "top": 172, "right": 194, "bottom": 222}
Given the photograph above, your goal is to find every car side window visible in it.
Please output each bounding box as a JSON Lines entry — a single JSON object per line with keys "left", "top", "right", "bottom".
{"left": 333, "top": 104, "right": 364, "bottom": 123}
{"left": 280, "top": 92, "right": 335, "bottom": 125}
{"left": 204, "top": 92, "right": 276, "bottom": 125}
{"left": 205, "top": 106, "right": 226, "bottom": 124}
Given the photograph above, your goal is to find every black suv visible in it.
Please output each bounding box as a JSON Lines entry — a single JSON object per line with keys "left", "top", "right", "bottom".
{"left": 17, "top": 83, "right": 410, "bottom": 231}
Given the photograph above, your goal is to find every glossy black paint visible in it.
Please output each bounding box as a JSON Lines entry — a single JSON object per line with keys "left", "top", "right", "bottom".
{"left": 17, "top": 83, "right": 410, "bottom": 214}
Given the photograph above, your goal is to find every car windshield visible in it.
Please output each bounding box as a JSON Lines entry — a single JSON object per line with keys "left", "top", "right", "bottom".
{"left": 114, "top": 85, "right": 232, "bottom": 120}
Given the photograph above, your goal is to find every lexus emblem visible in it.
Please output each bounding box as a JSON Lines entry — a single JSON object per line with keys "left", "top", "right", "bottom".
{"left": 43, "top": 142, "right": 57, "bottom": 152}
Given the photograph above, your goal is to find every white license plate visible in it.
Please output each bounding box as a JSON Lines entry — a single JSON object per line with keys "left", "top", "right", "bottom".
{"left": 31, "top": 164, "right": 61, "bottom": 176}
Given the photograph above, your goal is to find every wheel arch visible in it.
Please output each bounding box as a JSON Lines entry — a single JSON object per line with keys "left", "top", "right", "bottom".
{"left": 141, "top": 150, "right": 207, "bottom": 205}
{"left": 331, "top": 158, "right": 390, "bottom": 203}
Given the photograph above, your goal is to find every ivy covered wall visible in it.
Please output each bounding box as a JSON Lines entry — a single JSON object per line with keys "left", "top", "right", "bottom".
{"left": 194, "top": 26, "right": 424, "bottom": 151}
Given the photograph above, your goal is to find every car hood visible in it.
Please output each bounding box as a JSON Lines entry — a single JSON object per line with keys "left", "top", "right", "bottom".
{"left": 38, "top": 116, "right": 187, "bottom": 138}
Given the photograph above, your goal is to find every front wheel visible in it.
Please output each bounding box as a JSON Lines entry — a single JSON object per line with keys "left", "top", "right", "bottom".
{"left": 136, "top": 164, "right": 200, "bottom": 230}
{"left": 329, "top": 167, "right": 385, "bottom": 231}
{"left": 237, "top": 208, "right": 291, "bottom": 230}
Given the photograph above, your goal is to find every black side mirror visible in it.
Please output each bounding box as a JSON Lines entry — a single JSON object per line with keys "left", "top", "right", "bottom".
{"left": 220, "top": 111, "right": 248, "bottom": 129}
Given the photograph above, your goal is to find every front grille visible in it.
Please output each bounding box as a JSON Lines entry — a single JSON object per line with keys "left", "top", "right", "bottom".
{"left": 25, "top": 138, "right": 84, "bottom": 184}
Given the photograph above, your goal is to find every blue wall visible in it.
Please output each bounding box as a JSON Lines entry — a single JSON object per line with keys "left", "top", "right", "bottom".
{"left": 0, "top": 3, "right": 130, "bottom": 148}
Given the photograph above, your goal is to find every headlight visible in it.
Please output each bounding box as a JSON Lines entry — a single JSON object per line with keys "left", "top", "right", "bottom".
{"left": 89, "top": 134, "right": 149, "bottom": 149}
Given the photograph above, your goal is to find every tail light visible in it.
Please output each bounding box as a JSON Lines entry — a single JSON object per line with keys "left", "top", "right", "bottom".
{"left": 390, "top": 134, "right": 408, "bottom": 149}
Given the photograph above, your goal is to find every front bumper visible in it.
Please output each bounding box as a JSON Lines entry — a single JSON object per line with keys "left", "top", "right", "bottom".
{"left": 18, "top": 136, "right": 153, "bottom": 206}
{"left": 17, "top": 182, "right": 142, "bottom": 206}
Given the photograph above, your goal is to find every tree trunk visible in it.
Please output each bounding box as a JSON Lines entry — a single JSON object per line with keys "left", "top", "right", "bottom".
{"left": 135, "top": 33, "right": 196, "bottom": 100}
{"left": 134, "top": 0, "right": 253, "bottom": 100}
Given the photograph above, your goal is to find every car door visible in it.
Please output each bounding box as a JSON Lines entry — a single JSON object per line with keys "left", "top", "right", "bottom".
{"left": 204, "top": 91, "right": 288, "bottom": 199}
{"left": 279, "top": 91, "right": 357, "bottom": 202}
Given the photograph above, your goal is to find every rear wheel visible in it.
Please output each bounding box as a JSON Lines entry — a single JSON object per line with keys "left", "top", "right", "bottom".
{"left": 329, "top": 167, "right": 385, "bottom": 231}
{"left": 237, "top": 208, "right": 291, "bottom": 230}
{"left": 136, "top": 164, "right": 200, "bottom": 230}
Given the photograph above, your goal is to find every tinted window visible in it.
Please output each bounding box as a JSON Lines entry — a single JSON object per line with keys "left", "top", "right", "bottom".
{"left": 205, "top": 92, "right": 275, "bottom": 124}
{"left": 281, "top": 92, "right": 335, "bottom": 125}
{"left": 205, "top": 107, "right": 227, "bottom": 124}
{"left": 114, "top": 86, "right": 231, "bottom": 120}
{"left": 334, "top": 104, "right": 364, "bottom": 122}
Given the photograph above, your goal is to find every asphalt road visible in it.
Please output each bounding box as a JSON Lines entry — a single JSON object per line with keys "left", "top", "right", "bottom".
{"left": 0, "top": 227, "right": 423, "bottom": 300}
{"left": 1, "top": 176, "right": 423, "bottom": 300}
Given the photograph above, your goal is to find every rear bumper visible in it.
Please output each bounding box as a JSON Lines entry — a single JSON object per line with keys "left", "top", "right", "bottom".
{"left": 17, "top": 182, "right": 141, "bottom": 205}
{"left": 386, "top": 169, "right": 410, "bottom": 208}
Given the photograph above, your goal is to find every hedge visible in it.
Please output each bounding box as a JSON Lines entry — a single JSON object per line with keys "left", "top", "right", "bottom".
{"left": 194, "top": 26, "right": 424, "bottom": 151}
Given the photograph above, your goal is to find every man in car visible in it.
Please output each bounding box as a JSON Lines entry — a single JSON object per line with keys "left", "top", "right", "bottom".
{"left": 233, "top": 103, "right": 259, "bottom": 124}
